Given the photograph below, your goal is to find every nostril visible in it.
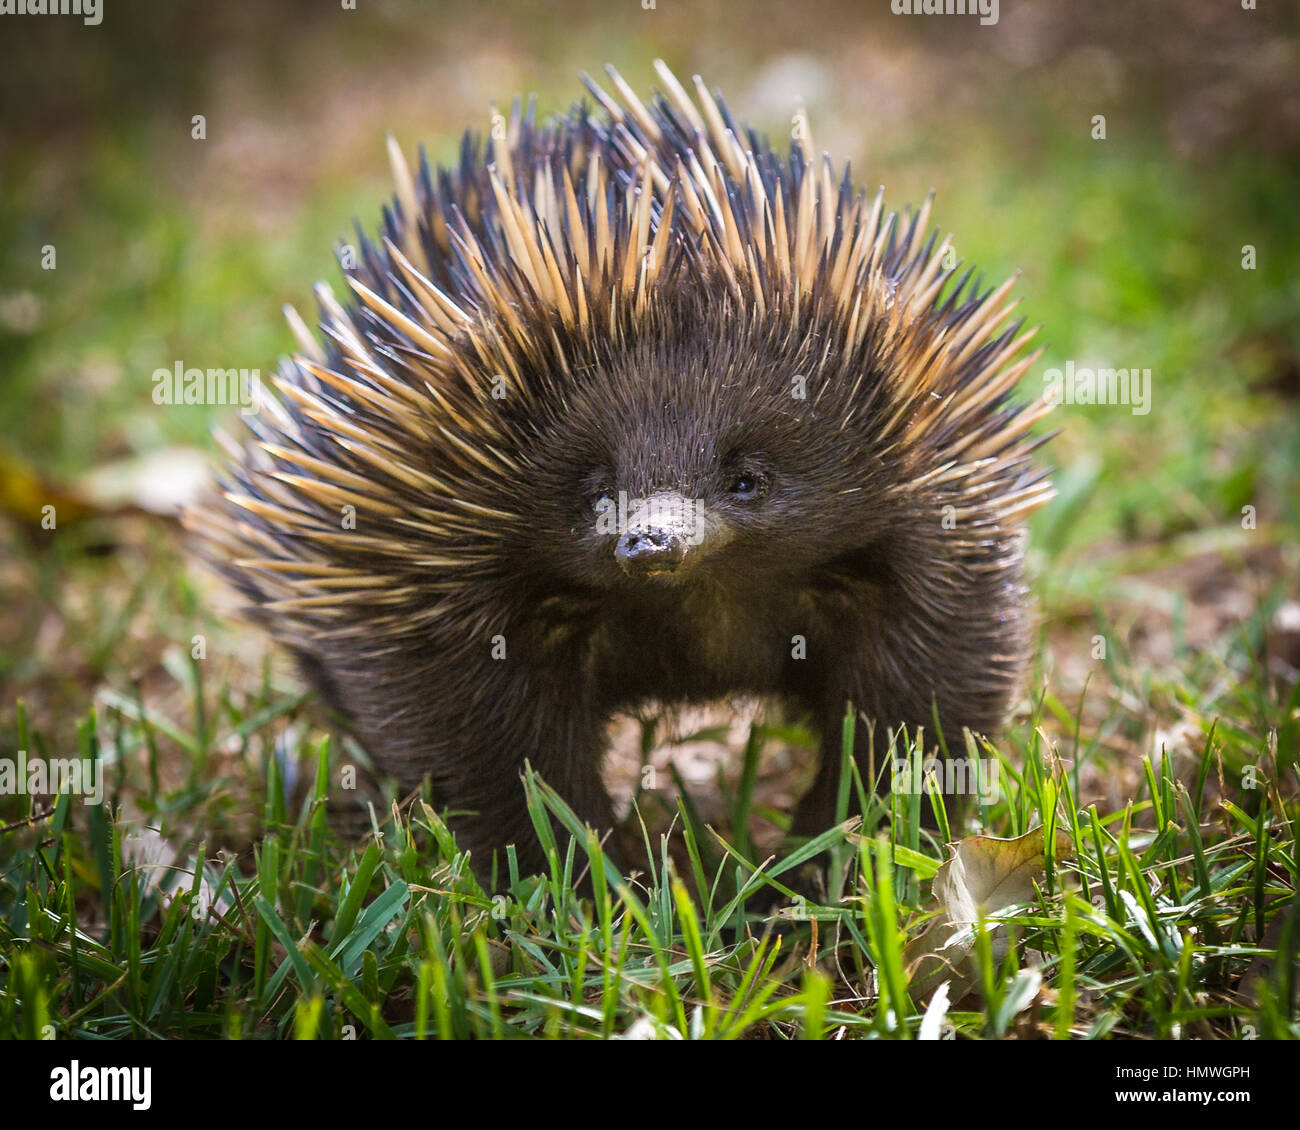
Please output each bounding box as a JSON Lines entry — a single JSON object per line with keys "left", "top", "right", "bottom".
{"left": 617, "top": 529, "right": 651, "bottom": 556}
{"left": 616, "top": 526, "right": 686, "bottom": 574}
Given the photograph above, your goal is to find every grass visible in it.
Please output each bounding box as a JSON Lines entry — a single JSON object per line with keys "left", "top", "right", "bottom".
{"left": 1, "top": 642, "right": 1296, "bottom": 1038}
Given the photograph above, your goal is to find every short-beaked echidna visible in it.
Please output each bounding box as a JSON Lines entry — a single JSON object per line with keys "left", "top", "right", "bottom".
{"left": 193, "top": 62, "right": 1054, "bottom": 877}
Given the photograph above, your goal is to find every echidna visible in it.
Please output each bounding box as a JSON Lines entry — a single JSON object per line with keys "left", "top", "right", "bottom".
{"left": 193, "top": 62, "right": 1053, "bottom": 879}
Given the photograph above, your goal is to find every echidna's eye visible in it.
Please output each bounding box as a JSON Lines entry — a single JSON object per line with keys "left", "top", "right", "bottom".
{"left": 728, "top": 472, "right": 762, "bottom": 500}
{"left": 591, "top": 490, "right": 616, "bottom": 515}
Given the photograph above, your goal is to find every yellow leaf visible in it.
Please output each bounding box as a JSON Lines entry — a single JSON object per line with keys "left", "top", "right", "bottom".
{"left": 903, "top": 826, "right": 1073, "bottom": 1004}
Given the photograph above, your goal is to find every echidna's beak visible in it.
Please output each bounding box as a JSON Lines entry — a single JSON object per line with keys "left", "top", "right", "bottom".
{"left": 616, "top": 525, "right": 688, "bottom": 578}
{"left": 613, "top": 490, "right": 701, "bottom": 581}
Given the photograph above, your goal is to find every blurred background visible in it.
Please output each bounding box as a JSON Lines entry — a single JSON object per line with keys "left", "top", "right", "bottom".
{"left": 2, "top": 0, "right": 1297, "bottom": 817}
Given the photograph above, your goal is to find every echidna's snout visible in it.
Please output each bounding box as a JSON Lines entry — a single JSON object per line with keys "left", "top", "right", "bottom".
{"left": 612, "top": 489, "right": 712, "bottom": 581}
{"left": 616, "top": 525, "right": 686, "bottom": 577}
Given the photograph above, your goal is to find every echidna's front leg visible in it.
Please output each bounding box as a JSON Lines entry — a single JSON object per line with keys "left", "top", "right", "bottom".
{"left": 790, "top": 567, "right": 1026, "bottom": 839}
{"left": 298, "top": 641, "right": 616, "bottom": 882}
{"left": 788, "top": 696, "right": 900, "bottom": 840}
{"left": 442, "top": 693, "right": 618, "bottom": 882}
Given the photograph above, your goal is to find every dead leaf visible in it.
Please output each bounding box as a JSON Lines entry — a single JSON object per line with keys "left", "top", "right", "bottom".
{"left": 904, "top": 826, "right": 1074, "bottom": 1004}
{"left": 0, "top": 448, "right": 99, "bottom": 527}
{"left": 0, "top": 444, "right": 207, "bottom": 534}
{"left": 77, "top": 446, "right": 211, "bottom": 515}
